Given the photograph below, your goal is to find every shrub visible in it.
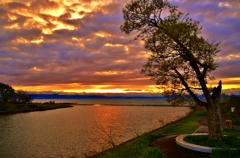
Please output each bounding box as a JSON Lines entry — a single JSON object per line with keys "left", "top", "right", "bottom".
{"left": 44, "top": 100, "right": 55, "bottom": 104}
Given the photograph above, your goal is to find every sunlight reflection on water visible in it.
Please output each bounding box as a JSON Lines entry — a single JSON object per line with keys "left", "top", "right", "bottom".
{"left": 0, "top": 106, "right": 190, "bottom": 158}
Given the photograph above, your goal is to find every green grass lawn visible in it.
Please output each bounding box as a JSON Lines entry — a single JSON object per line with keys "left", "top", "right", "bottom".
{"left": 158, "top": 110, "right": 206, "bottom": 135}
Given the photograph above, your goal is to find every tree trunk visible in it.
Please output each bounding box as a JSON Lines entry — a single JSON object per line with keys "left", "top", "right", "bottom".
{"left": 206, "top": 102, "right": 222, "bottom": 140}
{"left": 206, "top": 81, "right": 223, "bottom": 140}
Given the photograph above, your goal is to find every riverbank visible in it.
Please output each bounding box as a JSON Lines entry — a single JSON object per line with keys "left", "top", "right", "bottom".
{"left": 88, "top": 107, "right": 240, "bottom": 158}
{"left": 0, "top": 103, "right": 73, "bottom": 115}
{"left": 88, "top": 109, "right": 202, "bottom": 158}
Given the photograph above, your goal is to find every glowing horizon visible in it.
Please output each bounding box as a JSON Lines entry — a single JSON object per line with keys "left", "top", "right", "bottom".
{"left": 12, "top": 77, "right": 240, "bottom": 94}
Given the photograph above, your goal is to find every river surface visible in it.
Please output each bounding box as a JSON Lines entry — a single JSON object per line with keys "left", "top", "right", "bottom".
{"left": 0, "top": 105, "right": 190, "bottom": 158}
{"left": 33, "top": 98, "right": 170, "bottom": 106}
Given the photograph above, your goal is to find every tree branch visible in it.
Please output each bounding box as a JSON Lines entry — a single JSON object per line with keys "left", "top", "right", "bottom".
{"left": 148, "top": 18, "right": 159, "bottom": 27}
{"left": 202, "top": 67, "right": 208, "bottom": 78}
{"left": 173, "top": 68, "right": 207, "bottom": 106}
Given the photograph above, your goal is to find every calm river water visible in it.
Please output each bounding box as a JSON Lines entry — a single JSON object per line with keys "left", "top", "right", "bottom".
{"left": 0, "top": 105, "right": 190, "bottom": 158}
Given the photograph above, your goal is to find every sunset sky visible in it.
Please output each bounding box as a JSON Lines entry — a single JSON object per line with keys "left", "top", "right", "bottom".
{"left": 0, "top": 0, "right": 239, "bottom": 93}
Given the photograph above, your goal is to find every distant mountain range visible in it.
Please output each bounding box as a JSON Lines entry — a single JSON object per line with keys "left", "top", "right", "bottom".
{"left": 28, "top": 93, "right": 240, "bottom": 100}
{"left": 29, "top": 93, "right": 165, "bottom": 99}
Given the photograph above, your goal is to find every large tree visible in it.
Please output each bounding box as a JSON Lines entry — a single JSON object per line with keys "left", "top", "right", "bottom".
{"left": 0, "top": 82, "right": 15, "bottom": 102}
{"left": 121, "top": 0, "right": 222, "bottom": 140}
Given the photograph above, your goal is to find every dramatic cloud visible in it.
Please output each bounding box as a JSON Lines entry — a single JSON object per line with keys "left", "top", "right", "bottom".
{"left": 0, "top": 0, "right": 239, "bottom": 93}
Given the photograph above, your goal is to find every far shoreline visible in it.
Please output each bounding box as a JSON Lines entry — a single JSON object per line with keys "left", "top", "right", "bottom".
{"left": 73, "top": 104, "right": 190, "bottom": 107}
{"left": 0, "top": 103, "right": 190, "bottom": 115}
{"left": 0, "top": 103, "right": 73, "bottom": 115}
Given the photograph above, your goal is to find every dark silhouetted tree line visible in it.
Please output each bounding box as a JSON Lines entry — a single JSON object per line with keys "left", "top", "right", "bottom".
{"left": 0, "top": 82, "right": 32, "bottom": 104}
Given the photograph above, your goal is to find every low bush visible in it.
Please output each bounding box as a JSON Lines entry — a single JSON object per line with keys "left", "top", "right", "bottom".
{"left": 44, "top": 100, "right": 55, "bottom": 104}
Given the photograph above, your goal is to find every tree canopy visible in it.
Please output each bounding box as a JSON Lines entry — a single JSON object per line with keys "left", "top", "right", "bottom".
{"left": 0, "top": 82, "right": 15, "bottom": 102}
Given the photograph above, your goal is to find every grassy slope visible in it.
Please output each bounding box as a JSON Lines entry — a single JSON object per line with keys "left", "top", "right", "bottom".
{"left": 94, "top": 110, "right": 206, "bottom": 158}
{"left": 159, "top": 110, "right": 206, "bottom": 135}
{"left": 95, "top": 108, "right": 240, "bottom": 158}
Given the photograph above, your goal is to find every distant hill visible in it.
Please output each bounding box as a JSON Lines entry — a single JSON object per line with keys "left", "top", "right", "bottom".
{"left": 29, "top": 93, "right": 165, "bottom": 99}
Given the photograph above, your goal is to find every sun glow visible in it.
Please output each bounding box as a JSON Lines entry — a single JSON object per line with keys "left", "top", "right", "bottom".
{"left": 228, "top": 77, "right": 240, "bottom": 81}
{"left": 52, "top": 88, "right": 128, "bottom": 93}
{"left": 14, "top": 82, "right": 155, "bottom": 94}
{"left": 96, "top": 31, "right": 112, "bottom": 37}
{"left": 41, "top": 8, "right": 65, "bottom": 17}
{"left": 32, "top": 67, "right": 42, "bottom": 71}
{"left": 222, "top": 84, "right": 240, "bottom": 89}
{"left": 31, "top": 36, "right": 44, "bottom": 44}
{"left": 8, "top": 15, "right": 17, "bottom": 21}
{"left": 52, "top": 21, "right": 75, "bottom": 31}
{"left": 96, "top": 33, "right": 105, "bottom": 37}
{"left": 208, "top": 77, "right": 240, "bottom": 90}
{"left": 8, "top": 23, "right": 18, "bottom": 29}
{"left": 95, "top": 71, "right": 118, "bottom": 75}
{"left": 115, "top": 59, "right": 126, "bottom": 63}
{"left": 105, "top": 43, "right": 122, "bottom": 47}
